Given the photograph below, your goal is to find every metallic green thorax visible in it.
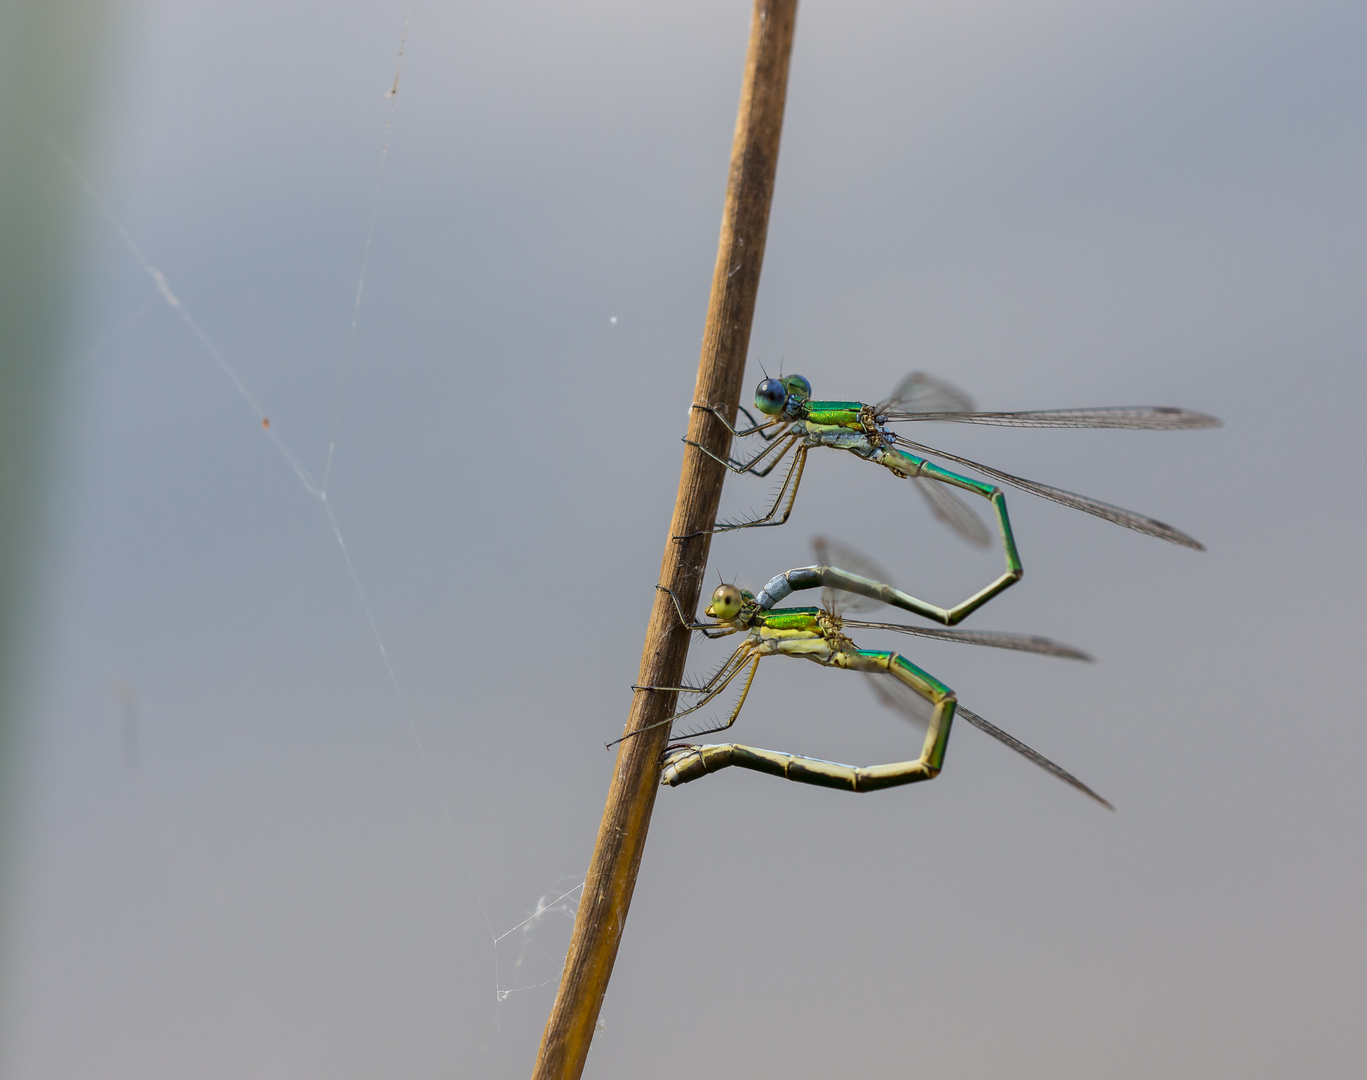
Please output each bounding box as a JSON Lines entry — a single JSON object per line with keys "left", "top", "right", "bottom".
{"left": 800, "top": 401, "right": 865, "bottom": 428}
{"left": 752, "top": 607, "right": 824, "bottom": 632}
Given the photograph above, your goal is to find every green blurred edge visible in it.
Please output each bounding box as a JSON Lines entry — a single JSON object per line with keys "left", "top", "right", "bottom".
{"left": 0, "top": 0, "right": 115, "bottom": 1043}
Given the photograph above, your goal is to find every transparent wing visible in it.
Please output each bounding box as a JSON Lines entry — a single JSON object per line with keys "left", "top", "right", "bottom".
{"left": 812, "top": 535, "right": 894, "bottom": 615}
{"left": 954, "top": 705, "right": 1114, "bottom": 810}
{"left": 866, "top": 671, "right": 934, "bottom": 731}
{"left": 841, "top": 619, "right": 1093, "bottom": 661}
{"left": 881, "top": 405, "right": 1221, "bottom": 430}
{"left": 914, "top": 476, "right": 991, "bottom": 547}
{"left": 866, "top": 674, "right": 1113, "bottom": 808}
{"left": 876, "top": 371, "right": 976, "bottom": 415}
{"left": 892, "top": 434, "right": 1205, "bottom": 550}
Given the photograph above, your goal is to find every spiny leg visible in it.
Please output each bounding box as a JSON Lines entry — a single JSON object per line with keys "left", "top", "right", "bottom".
{"left": 662, "top": 650, "right": 956, "bottom": 793}
{"left": 693, "top": 402, "right": 787, "bottom": 441}
{"left": 735, "top": 404, "right": 782, "bottom": 441}
{"left": 631, "top": 642, "right": 758, "bottom": 720}
{"left": 615, "top": 650, "right": 760, "bottom": 749}
{"left": 685, "top": 426, "right": 798, "bottom": 476}
{"left": 682, "top": 400, "right": 792, "bottom": 474}
{"left": 668, "top": 653, "right": 761, "bottom": 740}
{"left": 677, "top": 443, "right": 807, "bottom": 541}
{"left": 736, "top": 432, "right": 803, "bottom": 478}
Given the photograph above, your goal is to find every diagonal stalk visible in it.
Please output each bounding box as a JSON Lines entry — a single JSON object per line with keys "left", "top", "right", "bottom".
{"left": 529, "top": 3, "right": 798, "bottom": 1076}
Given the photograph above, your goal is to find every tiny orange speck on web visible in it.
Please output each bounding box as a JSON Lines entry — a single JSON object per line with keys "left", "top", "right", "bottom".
{"left": 261, "top": 418, "right": 270, "bottom": 430}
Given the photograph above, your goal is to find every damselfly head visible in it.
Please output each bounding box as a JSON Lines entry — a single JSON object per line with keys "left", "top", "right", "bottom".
{"left": 754, "top": 378, "right": 788, "bottom": 415}
{"left": 781, "top": 374, "right": 811, "bottom": 401}
{"left": 706, "top": 583, "right": 745, "bottom": 621}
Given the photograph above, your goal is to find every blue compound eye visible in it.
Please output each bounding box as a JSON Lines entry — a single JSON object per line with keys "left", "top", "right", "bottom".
{"left": 782, "top": 374, "right": 811, "bottom": 400}
{"left": 755, "top": 378, "right": 788, "bottom": 415}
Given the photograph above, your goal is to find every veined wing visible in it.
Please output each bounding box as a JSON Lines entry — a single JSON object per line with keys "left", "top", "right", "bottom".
{"left": 876, "top": 371, "right": 976, "bottom": 415}
{"left": 881, "top": 405, "right": 1221, "bottom": 430}
{"left": 955, "top": 705, "right": 1114, "bottom": 810}
{"left": 862, "top": 375, "right": 990, "bottom": 546}
{"left": 914, "top": 476, "right": 991, "bottom": 547}
{"left": 842, "top": 619, "right": 1092, "bottom": 661}
{"left": 893, "top": 434, "right": 1206, "bottom": 549}
{"left": 867, "top": 674, "right": 1113, "bottom": 808}
{"left": 812, "top": 536, "right": 893, "bottom": 615}
{"left": 867, "top": 671, "right": 934, "bottom": 730}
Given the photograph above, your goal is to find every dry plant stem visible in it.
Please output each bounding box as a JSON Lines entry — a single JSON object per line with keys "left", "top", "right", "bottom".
{"left": 529, "top": 3, "right": 798, "bottom": 1077}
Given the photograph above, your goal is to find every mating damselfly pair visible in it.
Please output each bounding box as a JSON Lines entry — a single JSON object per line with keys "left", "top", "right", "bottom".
{"left": 628, "top": 371, "right": 1219, "bottom": 807}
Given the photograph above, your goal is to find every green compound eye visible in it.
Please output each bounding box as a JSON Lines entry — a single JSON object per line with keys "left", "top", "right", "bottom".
{"left": 754, "top": 378, "right": 787, "bottom": 415}
{"left": 781, "top": 374, "right": 811, "bottom": 400}
{"left": 709, "top": 584, "right": 744, "bottom": 621}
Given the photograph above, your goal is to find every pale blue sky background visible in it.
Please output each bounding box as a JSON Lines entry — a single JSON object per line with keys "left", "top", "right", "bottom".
{"left": 2, "top": 1, "right": 1365, "bottom": 1077}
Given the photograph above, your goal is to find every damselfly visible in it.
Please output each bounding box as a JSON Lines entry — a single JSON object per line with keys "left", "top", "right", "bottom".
{"left": 631, "top": 540, "right": 1110, "bottom": 806}
{"left": 687, "top": 371, "right": 1219, "bottom": 551}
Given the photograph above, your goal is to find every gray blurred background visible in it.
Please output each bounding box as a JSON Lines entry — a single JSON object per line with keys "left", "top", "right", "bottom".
{"left": 1, "top": 1, "right": 1364, "bottom": 1077}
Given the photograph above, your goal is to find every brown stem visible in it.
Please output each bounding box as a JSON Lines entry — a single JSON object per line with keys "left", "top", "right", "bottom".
{"left": 529, "top": 3, "right": 798, "bottom": 1077}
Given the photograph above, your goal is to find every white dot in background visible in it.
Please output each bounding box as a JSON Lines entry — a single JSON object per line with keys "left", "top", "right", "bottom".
{"left": 609, "top": 316, "right": 617, "bottom": 324}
